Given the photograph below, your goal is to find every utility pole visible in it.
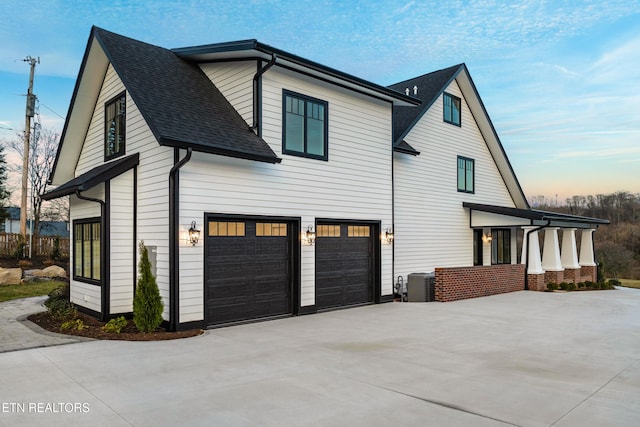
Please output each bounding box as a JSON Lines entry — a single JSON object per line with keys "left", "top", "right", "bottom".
{"left": 21, "top": 56, "right": 39, "bottom": 252}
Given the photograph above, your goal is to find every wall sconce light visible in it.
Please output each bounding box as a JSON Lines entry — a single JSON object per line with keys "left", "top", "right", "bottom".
{"left": 483, "top": 232, "right": 493, "bottom": 243}
{"left": 304, "top": 225, "right": 316, "bottom": 246}
{"left": 188, "top": 221, "right": 201, "bottom": 246}
{"left": 383, "top": 228, "right": 394, "bottom": 245}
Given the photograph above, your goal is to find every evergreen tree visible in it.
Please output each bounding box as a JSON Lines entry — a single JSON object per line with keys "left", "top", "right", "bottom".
{"left": 133, "top": 241, "right": 164, "bottom": 332}
{"left": 0, "top": 145, "right": 11, "bottom": 223}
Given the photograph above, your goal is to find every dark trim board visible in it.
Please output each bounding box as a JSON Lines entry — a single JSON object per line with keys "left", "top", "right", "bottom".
{"left": 203, "top": 213, "right": 301, "bottom": 327}
{"left": 74, "top": 304, "right": 102, "bottom": 319}
{"left": 379, "top": 294, "right": 394, "bottom": 303}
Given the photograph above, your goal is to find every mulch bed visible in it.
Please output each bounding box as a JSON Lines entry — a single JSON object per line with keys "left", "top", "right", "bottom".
{"left": 28, "top": 311, "right": 203, "bottom": 341}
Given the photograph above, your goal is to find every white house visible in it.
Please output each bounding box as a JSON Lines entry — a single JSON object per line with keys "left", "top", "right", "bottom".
{"left": 389, "top": 65, "right": 608, "bottom": 300}
{"left": 43, "top": 27, "right": 607, "bottom": 330}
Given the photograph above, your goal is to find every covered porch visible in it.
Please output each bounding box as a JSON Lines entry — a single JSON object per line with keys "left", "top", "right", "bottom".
{"left": 464, "top": 202, "right": 610, "bottom": 291}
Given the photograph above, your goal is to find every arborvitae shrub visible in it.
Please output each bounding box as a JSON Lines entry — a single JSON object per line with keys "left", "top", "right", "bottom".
{"left": 133, "top": 241, "right": 164, "bottom": 332}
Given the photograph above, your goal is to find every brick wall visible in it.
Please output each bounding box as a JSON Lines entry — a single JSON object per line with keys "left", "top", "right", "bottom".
{"left": 563, "top": 268, "right": 581, "bottom": 284}
{"left": 580, "top": 265, "right": 597, "bottom": 283}
{"left": 544, "top": 270, "right": 564, "bottom": 285}
{"left": 434, "top": 265, "right": 525, "bottom": 302}
{"left": 527, "top": 273, "right": 546, "bottom": 291}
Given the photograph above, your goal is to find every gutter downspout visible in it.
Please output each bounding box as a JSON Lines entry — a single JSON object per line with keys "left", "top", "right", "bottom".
{"left": 169, "top": 147, "right": 192, "bottom": 332}
{"left": 75, "top": 189, "right": 108, "bottom": 321}
{"left": 251, "top": 54, "right": 277, "bottom": 134}
{"left": 523, "top": 220, "right": 551, "bottom": 291}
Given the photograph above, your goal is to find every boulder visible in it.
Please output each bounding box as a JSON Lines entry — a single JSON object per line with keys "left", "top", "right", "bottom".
{"left": 42, "top": 265, "right": 67, "bottom": 278}
{"left": 0, "top": 268, "right": 23, "bottom": 285}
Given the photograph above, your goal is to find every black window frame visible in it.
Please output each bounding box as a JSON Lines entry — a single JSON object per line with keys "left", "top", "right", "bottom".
{"left": 443, "top": 92, "right": 461, "bottom": 126}
{"left": 491, "top": 228, "right": 511, "bottom": 265}
{"left": 473, "top": 229, "right": 483, "bottom": 266}
{"left": 457, "top": 156, "right": 475, "bottom": 193}
{"left": 104, "top": 91, "right": 126, "bottom": 161}
{"left": 73, "top": 217, "right": 102, "bottom": 285}
{"left": 282, "top": 89, "right": 328, "bottom": 161}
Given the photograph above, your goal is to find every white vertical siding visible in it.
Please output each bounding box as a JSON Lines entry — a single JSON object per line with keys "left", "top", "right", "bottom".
{"left": 200, "top": 61, "right": 255, "bottom": 127}
{"left": 394, "top": 79, "right": 516, "bottom": 282}
{"left": 109, "top": 169, "right": 134, "bottom": 314}
{"left": 178, "top": 66, "right": 394, "bottom": 320}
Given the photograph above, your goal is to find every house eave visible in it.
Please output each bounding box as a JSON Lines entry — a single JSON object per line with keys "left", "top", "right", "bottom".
{"left": 173, "top": 41, "right": 421, "bottom": 107}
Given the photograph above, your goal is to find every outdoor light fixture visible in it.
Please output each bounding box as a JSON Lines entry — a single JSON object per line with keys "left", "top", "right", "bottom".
{"left": 188, "top": 221, "right": 200, "bottom": 246}
{"left": 484, "top": 232, "right": 493, "bottom": 243}
{"left": 384, "top": 228, "right": 394, "bottom": 245}
{"left": 305, "top": 225, "right": 316, "bottom": 246}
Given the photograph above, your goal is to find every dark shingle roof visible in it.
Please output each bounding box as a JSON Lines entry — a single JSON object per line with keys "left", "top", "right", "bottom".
{"left": 93, "top": 27, "right": 280, "bottom": 164}
{"left": 388, "top": 64, "right": 463, "bottom": 145}
{"left": 42, "top": 153, "right": 140, "bottom": 200}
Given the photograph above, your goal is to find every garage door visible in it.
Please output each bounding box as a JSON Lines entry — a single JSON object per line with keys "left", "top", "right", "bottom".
{"left": 205, "top": 219, "right": 292, "bottom": 325}
{"left": 315, "top": 223, "right": 374, "bottom": 310}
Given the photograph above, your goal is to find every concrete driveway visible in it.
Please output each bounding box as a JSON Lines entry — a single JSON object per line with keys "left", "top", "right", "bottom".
{"left": 1, "top": 288, "right": 639, "bottom": 426}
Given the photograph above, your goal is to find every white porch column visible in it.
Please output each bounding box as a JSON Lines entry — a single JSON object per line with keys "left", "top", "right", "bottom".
{"left": 541, "top": 227, "right": 563, "bottom": 271}
{"left": 579, "top": 229, "right": 596, "bottom": 266}
{"left": 522, "top": 226, "right": 543, "bottom": 274}
{"left": 561, "top": 228, "right": 580, "bottom": 269}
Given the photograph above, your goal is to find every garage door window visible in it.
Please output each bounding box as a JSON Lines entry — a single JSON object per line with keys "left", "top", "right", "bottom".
{"left": 256, "top": 223, "right": 287, "bottom": 236}
{"left": 348, "top": 225, "right": 370, "bottom": 237}
{"left": 209, "top": 221, "right": 245, "bottom": 236}
{"left": 317, "top": 225, "right": 341, "bottom": 237}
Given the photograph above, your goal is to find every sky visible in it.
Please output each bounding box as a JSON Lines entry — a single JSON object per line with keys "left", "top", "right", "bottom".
{"left": 1, "top": 0, "right": 639, "bottom": 203}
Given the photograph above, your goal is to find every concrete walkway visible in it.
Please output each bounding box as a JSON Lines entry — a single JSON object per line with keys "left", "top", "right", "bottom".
{"left": 1, "top": 288, "right": 639, "bottom": 426}
{"left": 0, "top": 296, "right": 89, "bottom": 353}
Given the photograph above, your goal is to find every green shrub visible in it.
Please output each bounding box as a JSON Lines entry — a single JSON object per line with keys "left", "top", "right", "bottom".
{"left": 577, "top": 282, "right": 585, "bottom": 289}
{"left": 44, "top": 283, "right": 75, "bottom": 320}
{"left": 45, "top": 298, "right": 77, "bottom": 320}
{"left": 102, "top": 316, "right": 128, "bottom": 333}
{"left": 133, "top": 241, "right": 164, "bottom": 333}
{"left": 584, "top": 281, "right": 595, "bottom": 289}
{"left": 566, "top": 283, "right": 576, "bottom": 291}
{"left": 608, "top": 279, "right": 622, "bottom": 287}
{"left": 548, "top": 282, "right": 558, "bottom": 291}
{"left": 559, "top": 282, "right": 570, "bottom": 291}
{"left": 61, "top": 319, "right": 88, "bottom": 331}
{"left": 546, "top": 283, "right": 555, "bottom": 291}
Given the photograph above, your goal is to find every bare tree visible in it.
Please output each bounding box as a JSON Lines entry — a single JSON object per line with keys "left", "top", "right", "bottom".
{"left": 8, "top": 125, "right": 67, "bottom": 237}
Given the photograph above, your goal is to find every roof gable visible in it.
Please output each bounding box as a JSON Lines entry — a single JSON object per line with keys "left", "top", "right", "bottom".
{"left": 93, "top": 28, "right": 280, "bottom": 163}
{"left": 50, "top": 27, "right": 281, "bottom": 185}
{"left": 389, "top": 64, "right": 529, "bottom": 209}
{"left": 389, "top": 64, "right": 462, "bottom": 143}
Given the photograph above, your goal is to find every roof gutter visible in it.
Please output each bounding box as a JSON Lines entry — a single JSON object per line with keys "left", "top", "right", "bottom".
{"left": 251, "top": 53, "right": 277, "bottom": 134}
{"left": 169, "top": 147, "right": 192, "bottom": 331}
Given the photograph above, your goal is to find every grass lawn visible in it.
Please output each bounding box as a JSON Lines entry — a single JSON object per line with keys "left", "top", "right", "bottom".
{"left": 0, "top": 281, "right": 65, "bottom": 303}
{"left": 619, "top": 279, "right": 640, "bottom": 289}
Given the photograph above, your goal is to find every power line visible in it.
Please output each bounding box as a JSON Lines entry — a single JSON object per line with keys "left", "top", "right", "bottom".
{"left": 39, "top": 102, "right": 65, "bottom": 120}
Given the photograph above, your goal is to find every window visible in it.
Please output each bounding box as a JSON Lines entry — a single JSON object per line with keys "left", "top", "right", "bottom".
{"left": 105, "top": 92, "right": 126, "bottom": 160}
{"left": 491, "top": 229, "right": 511, "bottom": 265}
{"left": 348, "top": 225, "right": 370, "bottom": 237}
{"left": 73, "top": 219, "right": 101, "bottom": 283}
{"left": 317, "top": 225, "right": 340, "bottom": 237}
{"left": 256, "top": 223, "right": 287, "bottom": 237}
{"left": 283, "top": 90, "right": 328, "bottom": 160}
{"left": 457, "top": 156, "right": 474, "bottom": 193}
{"left": 443, "top": 92, "right": 461, "bottom": 126}
{"left": 208, "top": 221, "right": 245, "bottom": 237}
{"left": 473, "top": 229, "right": 483, "bottom": 266}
